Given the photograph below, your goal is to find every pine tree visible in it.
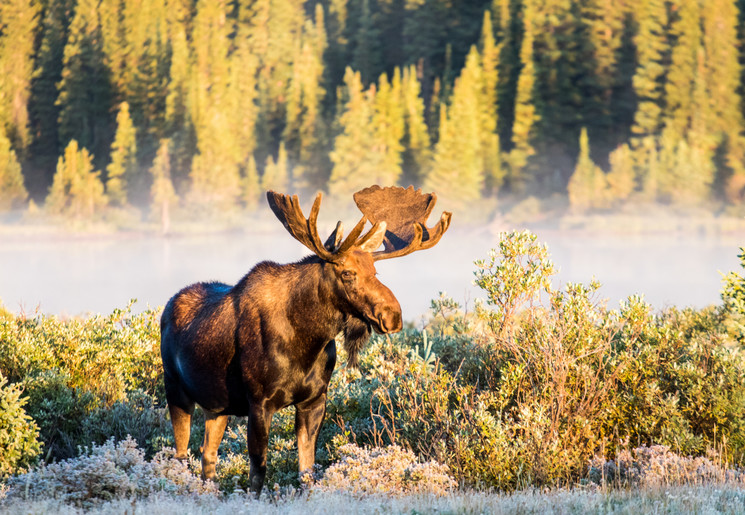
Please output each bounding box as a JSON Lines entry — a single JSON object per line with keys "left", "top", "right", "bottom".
{"left": 479, "top": 10, "right": 502, "bottom": 193}
{"left": 329, "top": 68, "right": 382, "bottom": 197}
{"left": 242, "top": 154, "right": 260, "bottom": 211}
{"left": 657, "top": 129, "right": 714, "bottom": 206}
{"left": 57, "top": 0, "right": 114, "bottom": 165}
{"left": 371, "top": 70, "right": 404, "bottom": 186}
{"left": 28, "top": 0, "right": 74, "bottom": 184}
{"left": 0, "top": 0, "right": 40, "bottom": 151}
{"left": 629, "top": 0, "right": 668, "bottom": 142}
{"left": 424, "top": 47, "right": 484, "bottom": 205}
{"left": 700, "top": 0, "right": 745, "bottom": 201}
{"left": 149, "top": 138, "right": 177, "bottom": 234}
{"left": 606, "top": 143, "right": 635, "bottom": 204}
{"left": 163, "top": 7, "right": 193, "bottom": 187}
{"left": 261, "top": 142, "right": 289, "bottom": 193}
{"left": 509, "top": 0, "right": 539, "bottom": 190}
{"left": 284, "top": 5, "right": 327, "bottom": 192}
{"left": 352, "top": 0, "right": 381, "bottom": 85}
{"left": 0, "top": 130, "right": 27, "bottom": 211}
{"left": 188, "top": 0, "right": 241, "bottom": 210}
{"left": 400, "top": 64, "right": 431, "bottom": 185}
{"left": 567, "top": 128, "right": 607, "bottom": 212}
{"left": 46, "top": 139, "right": 107, "bottom": 218}
{"left": 663, "top": 0, "right": 701, "bottom": 141}
{"left": 106, "top": 102, "right": 137, "bottom": 206}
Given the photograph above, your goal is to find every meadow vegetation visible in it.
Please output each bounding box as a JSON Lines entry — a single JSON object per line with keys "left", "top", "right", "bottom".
{"left": 1, "top": 230, "right": 745, "bottom": 512}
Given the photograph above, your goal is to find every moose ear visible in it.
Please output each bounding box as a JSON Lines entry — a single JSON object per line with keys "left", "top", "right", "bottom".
{"left": 324, "top": 221, "right": 344, "bottom": 251}
{"left": 356, "top": 221, "right": 387, "bottom": 253}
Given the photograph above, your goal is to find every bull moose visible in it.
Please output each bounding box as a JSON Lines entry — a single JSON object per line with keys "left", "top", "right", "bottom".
{"left": 160, "top": 185, "right": 451, "bottom": 495}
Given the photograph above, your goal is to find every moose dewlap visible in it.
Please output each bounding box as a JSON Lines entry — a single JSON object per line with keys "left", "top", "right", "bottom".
{"left": 160, "top": 185, "right": 451, "bottom": 496}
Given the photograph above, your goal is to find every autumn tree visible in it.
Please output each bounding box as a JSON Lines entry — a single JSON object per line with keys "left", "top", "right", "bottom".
{"left": 567, "top": 128, "right": 607, "bottom": 212}
{"left": 149, "top": 138, "right": 177, "bottom": 234}
{"left": 0, "top": 0, "right": 40, "bottom": 151}
{"left": 425, "top": 47, "right": 484, "bottom": 204}
{"left": 509, "top": 0, "right": 539, "bottom": 191}
{"left": 46, "top": 139, "right": 107, "bottom": 218}
{"left": 106, "top": 102, "right": 137, "bottom": 206}
{"left": 0, "top": 130, "right": 27, "bottom": 210}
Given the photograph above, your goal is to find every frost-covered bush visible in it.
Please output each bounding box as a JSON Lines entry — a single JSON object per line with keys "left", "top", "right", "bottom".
{"left": 3, "top": 437, "right": 217, "bottom": 508}
{"left": 0, "top": 373, "right": 41, "bottom": 477}
{"left": 588, "top": 445, "right": 742, "bottom": 487}
{"left": 315, "top": 443, "right": 455, "bottom": 496}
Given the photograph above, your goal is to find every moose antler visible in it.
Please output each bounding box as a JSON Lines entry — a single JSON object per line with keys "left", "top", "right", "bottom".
{"left": 267, "top": 191, "right": 387, "bottom": 261}
{"left": 353, "top": 185, "right": 452, "bottom": 261}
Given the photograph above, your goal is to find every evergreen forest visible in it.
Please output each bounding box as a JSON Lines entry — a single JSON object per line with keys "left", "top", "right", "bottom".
{"left": 1, "top": 0, "right": 745, "bottom": 220}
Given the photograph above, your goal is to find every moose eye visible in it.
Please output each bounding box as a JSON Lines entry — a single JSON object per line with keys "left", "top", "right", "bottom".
{"left": 341, "top": 270, "right": 355, "bottom": 281}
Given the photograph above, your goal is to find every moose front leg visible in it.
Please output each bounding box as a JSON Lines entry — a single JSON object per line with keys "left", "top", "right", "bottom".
{"left": 295, "top": 393, "right": 327, "bottom": 480}
{"left": 247, "top": 404, "right": 273, "bottom": 497}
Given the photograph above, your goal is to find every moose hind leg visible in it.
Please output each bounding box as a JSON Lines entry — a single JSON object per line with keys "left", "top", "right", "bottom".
{"left": 296, "top": 394, "right": 327, "bottom": 479}
{"left": 247, "top": 405, "right": 273, "bottom": 498}
{"left": 200, "top": 410, "right": 229, "bottom": 481}
{"left": 168, "top": 402, "right": 194, "bottom": 461}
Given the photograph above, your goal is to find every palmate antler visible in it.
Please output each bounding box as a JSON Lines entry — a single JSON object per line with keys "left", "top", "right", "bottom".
{"left": 266, "top": 191, "right": 387, "bottom": 262}
{"left": 353, "top": 185, "right": 452, "bottom": 261}
{"left": 267, "top": 186, "right": 451, "bottom": 261}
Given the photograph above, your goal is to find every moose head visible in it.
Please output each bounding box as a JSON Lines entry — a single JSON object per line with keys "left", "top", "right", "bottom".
{"left": 267, "top": 185, "right": 452, "bottom": 338}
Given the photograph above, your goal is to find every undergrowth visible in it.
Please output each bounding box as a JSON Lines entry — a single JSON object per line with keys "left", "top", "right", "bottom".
{"left": 1, "top": 230, "right": 745, "bottom": 508}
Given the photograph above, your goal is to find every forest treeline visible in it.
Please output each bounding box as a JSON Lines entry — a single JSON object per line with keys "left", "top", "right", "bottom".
{"left": 1, "top": 0, "right": 744, "bottom": 221}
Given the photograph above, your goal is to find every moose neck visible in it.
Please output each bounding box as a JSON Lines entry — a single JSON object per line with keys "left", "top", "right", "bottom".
{"left": 286, "top": 257, "right": 347, "bottom": 346}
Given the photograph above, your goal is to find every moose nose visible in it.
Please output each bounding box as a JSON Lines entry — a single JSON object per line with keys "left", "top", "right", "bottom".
{"left": 377, "top": 307, "right": 402, "bottom": 334}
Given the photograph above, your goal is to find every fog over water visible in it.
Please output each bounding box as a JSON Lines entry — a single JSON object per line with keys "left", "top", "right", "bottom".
{"left": 0, "top": 227, "right": 741, "bottom": 322}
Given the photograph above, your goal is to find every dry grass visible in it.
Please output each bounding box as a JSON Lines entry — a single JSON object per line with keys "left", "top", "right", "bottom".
{"left": 3, "top": 485, "right": 745, "bottom": 514}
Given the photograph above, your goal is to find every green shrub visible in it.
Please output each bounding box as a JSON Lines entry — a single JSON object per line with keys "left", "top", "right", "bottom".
{"left": 0, "top": 303, "right": 164, "bottom": 460}
{"left": 0, "top": 373, "right": 41, "bottom": 477}
{"left": 722, "top": 247, "right": 745, "bottom": 342}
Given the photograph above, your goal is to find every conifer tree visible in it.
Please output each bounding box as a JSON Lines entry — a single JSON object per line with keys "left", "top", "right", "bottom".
{"left": 149, "top": 138, "right": 177, "bottom": 234}
{"left": 0, "top": 130, "right": 27, "bottom": 211}
{"left": 284, "top": 5, "right": 327, "bottom": 192}
{"left": 401, "top": 64, "right": 431, "bottom": 185}
{"left": 164, "top": 11, "right": 194, "bottom": 186}
{"left": 28, "top": 0, "right": 73, "bottom": 181}
{"left": 663, "top": 0, "right": 701, "bottom": 141}
{"left": 567, "top": 128, "right": 607, "bottom": 212}
{"left": 629, "top": 0, "right": 668, "bottom": 143}
{"left": 46, "top": 139, "right": 107, "bottom": 218}
{"left": 657, "top": 130, "right": 713, "bottom": 206}
{"left": 57, "top": 0, "right": 114, "bottom": 164}
{"left": 188, "top": 0, "right": 241, "bottom": 210}
{"left": 329, "top": 68, "right": 381, "bottom": 197}
{"left": 261, "top": 142, "right": 289, "bottom": 193}
{"left": 479, "top": 11, "right": 502, "bottom": 193}
{"left": 242, "top": 155, "right": 260, "bottom": 211}
{"left": 0, "top": 0, "right": 40, "bottom": 151}
{"left": 606, "top": 143, "right": 635, "bottom": 204}
{"left": 509, "top": 0, "right": 539, "bottom": 190}
{"left": 425, "top": 48, "right": 484, "bottom": 204}
{"left": 371, "top": 70, "right": 404, "bottom": 186}
{"left": 106, "top": 102, "right": 137, "bottom": 206}
{"left": 700, "top": 0, "right": 745, "bottom": 201}
{"left": 352, "top": 0, "right": 382, "bottom": 84}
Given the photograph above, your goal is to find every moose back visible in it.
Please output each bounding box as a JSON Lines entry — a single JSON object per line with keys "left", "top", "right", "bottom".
{"left": 160, "top": 186, "right": 451, "bottom": 495}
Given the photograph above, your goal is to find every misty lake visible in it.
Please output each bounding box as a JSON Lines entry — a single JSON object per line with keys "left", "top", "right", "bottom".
{"left": 0, "top": 227, "right": 742, "bottom": 323}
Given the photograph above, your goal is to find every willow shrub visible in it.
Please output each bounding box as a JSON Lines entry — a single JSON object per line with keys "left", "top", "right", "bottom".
{"left": 323, "top": 231, "right": 745, "bottom": 490}
{"left": 0, "top": 302, "right": 166, "bottom": 459}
